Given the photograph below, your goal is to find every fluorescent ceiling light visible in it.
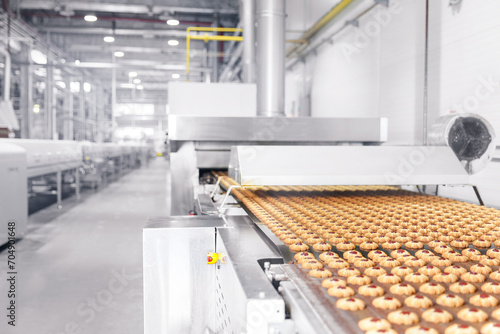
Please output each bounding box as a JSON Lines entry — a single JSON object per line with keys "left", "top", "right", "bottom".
{"left": 56, "top": 81, "right": 66, "bottom": 89}
{"left": 84, "top": 15, "right": 97, "bottom": 22}
{"left": 74, "top": 60, "right": 80, "bottom": 65}
{"left": 133, "top": 79, "right": 141, "bottom": 84}
{"left": 103, "top": 36, "right": 115, "bottom": 43}
{"left": 136, "top": 85, "right": 144, "bottom": 90}
{"left": 167, "top": 40, "right": 179, "bottom": 46}
{"left": 83, "top": 82, "right": 91, "bottom": 93}
{"left": 114, "top": 51, "right": 125, "bottom": 57}
{"left": 171, "top": 73, "right": 180, "bottom": 79}
{"left": 128, "top": 72, "right": 138, "bottom": 78}
{"left": 166, "top": 19, "right": 179, "bottom": 26}
{"left": 31, "top": 50, "right": 47, "bottom": 65}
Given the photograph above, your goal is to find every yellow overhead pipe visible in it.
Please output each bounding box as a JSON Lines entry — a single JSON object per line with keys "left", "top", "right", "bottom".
{"left": 186, "top": 27, "right": 243, "bottom": 80}
{"left": 286, "top": 0, "right": 355, "bottom": 58}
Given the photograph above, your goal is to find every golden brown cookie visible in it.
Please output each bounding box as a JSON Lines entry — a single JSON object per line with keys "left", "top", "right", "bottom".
{"left": 355, "top": 258, "right": 376, "bottom": 268}
{"left": 391, "top": 266, "right": 414, "bottom": 277}
{"left": 404, "top": 294, "right": 433, "bottom": 308}
{"left": 321, "top": 277, "right": 347, "bottom": 288}
{"left": 450, "top": 281, "right": 477, "bottom": 294}
{"left": 470, "top": 264, "right": 493, "bottom": 276}
{"left": 457, "top": 308, "right": 489, "bottom": 323}
{"left": 451, "top": 239, "right": 470, "bottom": 248}
{"left": 480, "top": 257, "right": 500, "bottom": 266}
{"left": 360, "top": 241, "right": 379, "bottom": 251}
{"left": 336, "top": 242, "right": 356, "bottom": 251}
{"left": 461, "top": 272, "right": 486, "bottom": 283}
{"left": 444, "top": 265, "right": 468, "bottom": 276}
{"left": 366, "top": 329, "right": 398, "bottom": 334}
{"left": 445, "top": 324, "right": 479, "bottom": 334}
{"left": 391, "top": 249, "right": 410, "bottom": 259}
{"left": 434, "top": 245, "right": 453, "bottom": 254}
{"left": 294, "top": 252, "right": 313, "bottom": 261}
{"left": 289, "top": 242, "right": 309, "bottom": 252}
{"left": 358, "top": 317, "right": 392, "bottom": 331}
{"left": 309, "top": 268, "right": 333, "bottom": 278}
{"left": 365, "top": 267, "right": 387, "bottom": 277}
{"left": 405, "top": 241, "right": 424, "bottom": 249}
{"left": 490, "top": 271, "right": 500, "bottom": 281}
{"left": 422, "top": 308, "right": 454, "bottom": 323}
{"left": 338, "top": 267, "right": 361, "bottom": 277}
{"left": 405, "top": 258, "right": 427, "bottom": 267}
{"left": 347, "top": 275, "right": 372, "bottom": 285}
{"left": 436, "top": 293, "right": 465, "bottom": 307}
{"left": 382, "top": 241, "right": 402, "bottom": 250}
{"left": 358, "top": 284, "right": 385, "bottom": 297}
{"left": 418, "top": 265, "right": 441, "bottom": 276}
{"left": 420, "top": 283, "right": 446, "bottom": 295}
{"left": 463, "top": 248, "right": 482, "bottom": 261}
{"left": 493, "top": 309, "right": 500, "bottom": 321}
{"left": 431, "top": 257, "right": 453, "bottom": 266}
{"left": 390, "top": 283, "right": 416, "bottom": 296}
{"left": 377, "top": 274, "right": 402, "bottom": 284}
{"left": 407, "top": 326, "right": 439, "bottom": 334}
{"left": 487, "top": 248, "right": 500, "bottom": 259}
{"left": 482, "top": 282, "right": 500, "bottom": 294}
{"left": 405, "top": 272, "right": 429, "bottom": 283}
{"left": 469, "top": 294, "right": 499, "bottom": 307}
{"left": 433, "top": 272, "right": 459, "bottom": 283}
{"left": 328, "top": 259, "right": 350, "bottom": 269}
{"left": 336, "top": 297, "right": 365, "bottom": 311}
{"left": 380, "top": 258, "right": 402, "bottom": 268}
{"left": 387, "top": 310, "right": 419, "bottom": 325}
{"left": 480, "top": 323, "right": 500, "bottom": 334}
{"left": 343, "top": 250, "right": 362, "bottom": 260}
{"left": 473, "top": 239, "right": 491, "bottom": 248}
{"left": 327, "top": 285, "right": 355, "bottom": 298}
{"left": 301, "top": 260, "right": 324, "bottom": 270}
{"left": 372, "top": 296, "right": 402, "bottom": 310}
{"left": 368, "top": 250, "right": 388, "bottom": 260}
{"left": 313, "top": 242, "right": 332, "bottom": 252}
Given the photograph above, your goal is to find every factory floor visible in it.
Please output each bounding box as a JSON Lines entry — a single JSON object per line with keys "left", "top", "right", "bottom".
{"left": 0, "top": 158, "right": 170, "bottom": 334}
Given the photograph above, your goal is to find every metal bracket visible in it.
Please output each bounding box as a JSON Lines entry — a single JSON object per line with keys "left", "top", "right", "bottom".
{"left": 472, "top": 186, "right": 485, "bottom": 206}
{"left": 210, "top": 177, "right": 223, "bottom": 199}
{"left": 374, "top": 0, "right": 389, "bottom": 7}
{"left": 346, "top": 19, "right": 359, "bottom": 27}
{"left": 217, "top": 185, "right": 241, "bottom": 213}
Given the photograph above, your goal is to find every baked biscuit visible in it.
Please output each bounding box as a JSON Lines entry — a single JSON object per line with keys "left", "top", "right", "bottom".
{"left": 473, "top": 239, "right": 491, "bottom": 248}
{"left": 313, "top": 242, "right": 332, "bottom": 252}
{"left": 289, "top": 242, "right": 309, "bottom": 252}
{"left": 338, "top": 267, "right": 361, "bottom": 277}
{"left": 405, "top": 258, "right": 427, "bottom": 267}
{"left": 404, "top": 294, "right": 433, "bottom": 308}
{"left": 391, "top": 249, "right": 410, "bottom": 259}
{"left": 336, "top": 242, "right": 356, "bottom": 251}
{"left": 387, "top": 310, "right": 419, "bottom": 325}
{"left": 372, "top": 296, "right": 402, "bottom": 310}
{"left": 382, "top": 241, "right": 402, "bottom": 250}
{"left": 354, "top": 258, "right": 376, "bottom": 268}
{"left": 327, "top": 285, "right": 355, "bottom": 298}
{"left": 444, "top": 265, "right": 468, "bottom": 276}
{"left": 436, "top": 293, "right": 465, "bottom": 307}
{"left": 433, "top": 272, "right": 459, "bottom": 283}
{"left": 463, "top": 248, "right": 482, "bottom": 261}
{"left": 347, "top": 274, "right": 372, "bottom": 285}
{"left": 451, "top": 239, "right": 469, "bottom": 248}
{"left": 358, "top": 284, "right": 385, "bottom": 297}
{"left": 391, "top": 266, "right": 414, "bottom": 277}
{"left": 343, "top": 250, "right": 362, "bottom": 260}
{"left": 390, "top": 283, "right": 416, "bottom": 295}
{"left": 422, "top": 308, "right": 453, "bottom": 323}
{"left": 450, "top": 282, "right": 477, "bottom": 294}
{"left": 380, "top": 258, "right": 401, "bottom": 268}
{"left": 284, "top": 237, "right": 302, "bottom": 246}
{"left": 301, "top": 260, "right": 324, "bottom": 270}
{"left": 482, "top": 282, "right": 500, "bottom": 294}
{"left": 328, "top": 259, "right": 350, "bottom": 269}
{"left": 368, "top": 250, "right": 388, "bottom": 260}
{"left": 358, "top": 317, "right": 392, "bottom": 331}
{"left": 490, "top": 270, "right": 500, "bottom": 281}
{"left": 319, "top": 251, "right": 339, "bottom": 263}
{"left": 321, "top": 277, "right": 347, "bottom": 288}
{"left": 405, "top": 241, "right": 424, "bottom": 249}
{"left": 487, "top": 248, "right": 500, "bottom": 259}
{"left": 461, "top": 272, "right": 486, "bottom": 283}
{"left": 407, "top": 326, "right": 439, "bottom": 334}
{"left": 492, "top": 309, "right": 500, "bottom": 321}
{"left": 415, "top": 250, "right": 436, "bottom": 261}
{"left": 470, "top": 264, "right": 493, "bottom": 276}
{"left": 405, "top": 272, "right": 429, "bottom": 283}
{"left": 377, "top": 274, "right": 402, "bottom": 284}
{"left": 469, "top": 294, "right": 499, "bottom": 307}
{"left": 431, "top": 257, "right": 453, "bottom": 266}
{"left": 480, "top": 257, "right": 500, "bottom": 266}
{"left": 336, "top": 297, "right": 365, "bottom": 311}
{"left": 418, "top": 265, "right": 441, "bottom": 276}
{"left": 364, "top": 267, "right": 387, "bottom": 277}
{"left": 480, "top": 323, "right": 500, "bottom": 334}
{"left": 294, "top": 252, "right": 313, "bottom": 261}
{"left": 420, "top": 283, "right": 446, "bottom": 295}
{"left": 360, "top": 241, "right": 379, "bottom": 250}
{"left": 457, "top": 308, "right": 489, "bottom": 323}
{"left": 366, "top": 329, "right": 397, "bottom": 334}
{"left": 445, "top": 324, "right": 479, "bottom": 334}
{"left": 309, "top": 268, "right": 333, "bottom": 278}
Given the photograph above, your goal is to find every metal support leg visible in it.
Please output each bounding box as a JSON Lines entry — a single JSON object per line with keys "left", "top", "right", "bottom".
{"left": 473, "top": 186, "right": 484, "bottom": 206}
{"left": 56, "top": 170, "right": 62, "bottom": 209}
{"left": 210, "top": 177, "right": 229, "bottom": 199}
{"left": 217, "top": 185, "right": 241, "bottom": 213}
{"left": 75, "top": 168, "right": 80, "bottom": 200}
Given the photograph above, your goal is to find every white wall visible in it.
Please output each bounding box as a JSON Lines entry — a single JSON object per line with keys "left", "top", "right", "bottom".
{"left": 285, "top": 0, "right": 500, "bottom": 206}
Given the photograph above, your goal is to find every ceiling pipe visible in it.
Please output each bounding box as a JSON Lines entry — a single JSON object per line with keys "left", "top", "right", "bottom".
{"left": 241, "top": 0, "right": 255, "bottom": 83}
{"left": 286, "top": 0, "right": 354, "bottom": 59}
{"left": 256, "top": 0, "right": 285, "bottom": 117}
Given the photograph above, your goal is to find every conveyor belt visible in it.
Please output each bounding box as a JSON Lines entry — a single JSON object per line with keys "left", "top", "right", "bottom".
{"left": 216, "top": 176, "right": 500, "bottom": 333}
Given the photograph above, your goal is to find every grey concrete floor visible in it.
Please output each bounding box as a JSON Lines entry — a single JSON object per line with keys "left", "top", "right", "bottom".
{"left": 0, "top": 158, "right": 170, "bottom": 334}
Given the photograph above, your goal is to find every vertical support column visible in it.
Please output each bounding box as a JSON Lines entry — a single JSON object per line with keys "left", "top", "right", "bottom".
{"left": 256, "top": 0, "right": 286, "bottom": 117}
{"left": 56, "top": 170, "right": 62, "bottom": 209}
{"left": 63, "top": 75, "right": 74, "bottom": 140}
{"left": 211, "top": 14, "right": 219, "bottom": 83}
{"left": 75, "top": 167, "right": 80, "bottom": 200}
{"left": 79, "top": 76, "right": 85, "bottom": 141}
{"left": 111, "top": 56, "right": 117, "bottom": 141}
{"left": 46, "top": 64, "right": 55, "bottom": 139}
{"left": 20, "top": 64, "right": 33, "bottom": 138}
{"left": 241, "top": 0, "right": 256, "bottom": 83}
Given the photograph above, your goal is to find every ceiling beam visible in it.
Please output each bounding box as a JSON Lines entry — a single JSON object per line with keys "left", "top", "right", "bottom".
{"left": 38, "top": 27, "right": 188, "bottom": 37}
{"left": 16, "top": 1, "right": 239, "bottom": 15}
{"left": 68, "top": 61, "right": 211, "bottom": 72}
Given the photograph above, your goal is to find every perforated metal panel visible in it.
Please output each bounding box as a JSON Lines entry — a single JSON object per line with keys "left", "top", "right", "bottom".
{"left": 215, "top": 274, "right": 235, "bottom": 334}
